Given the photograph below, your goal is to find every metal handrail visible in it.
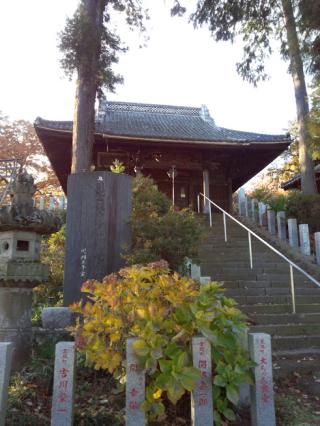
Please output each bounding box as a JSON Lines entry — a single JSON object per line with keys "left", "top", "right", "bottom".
{"left": 198, "top": 192, "right": 320, "bottom": 314}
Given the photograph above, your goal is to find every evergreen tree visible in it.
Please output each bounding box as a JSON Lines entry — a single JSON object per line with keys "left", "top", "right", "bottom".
{"left": 59, "top": 0, "right": 146, "bottom": 174}
{"left": 172, "top": 0, "right": 318, "bottom": 194}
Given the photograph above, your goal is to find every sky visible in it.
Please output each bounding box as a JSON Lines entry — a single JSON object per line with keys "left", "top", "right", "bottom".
{"left": 0, "top": 0, "right": 299, "bottom": 137}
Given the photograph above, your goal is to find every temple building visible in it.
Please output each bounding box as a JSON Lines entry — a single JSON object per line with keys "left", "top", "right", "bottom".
{"left": 35, "top": 100, "right": 290, "bottom": 211}
{"left": 281, "top": 163, "right": 320, "bottom": 192}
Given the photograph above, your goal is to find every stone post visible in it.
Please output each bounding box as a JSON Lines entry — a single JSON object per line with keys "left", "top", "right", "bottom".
{"left": 258, "top": 203, "right": 267, "bottom": 227}
{"left": 199, "top": 276, "right": 211, "bottom": 285}
{"left": 191, "top": 264, "right": 201, "bottom": 281}
{"left": 58, "top": 196, "right": 65, "bottom": 210}
{"left": 0, "top": 342, "right": 13, "bottom": 426}
{"left": 202, "top": 170, "right": 210, "bottom": 214}
{"left": 239, "top": 329, "right": 250, "bottom": 407}
{"left": 238, "top": 188, "right": 246, "bottom": 216}
{"left": 185, "top": 258, "right": 201, "bottom": 281}
{"left": 315, "top": 232, "right": 320, "bottom": 265}
{"left": 191, "top": 337, "right": 213, "bottom": 426}
{"left": 288, "top": 218, "right": 299, "bottom": 248}
{"left": 251, "top": 199, "right": 259, "bottom": 223}
{"left": 267, "top": 210, "right": 276, "bottom": 235}
{"left": 299, "top": 224, "right": 311, "bottom": 256}
{"left": 49, "top": 197, "right": 55, "bottom": 210}
{"left": 277, "top": 211, "right": 286, "bottom": 241}
{"left": 126, "top": 338, "right": 145, "bottom": 426}
{"left": 246, "top": 198, "right": 252, "bottom": 218}
{"left": 0, "top": 171, "right": 60, "bottom": 369}
{"left": 51, "top": 342, "right": 76, "bottom": 425}
{"left": 249, "top": 333, "right": 276, "bottom": 426}
{"left": 39, "top": 197, "right": 45, "bottom": 210}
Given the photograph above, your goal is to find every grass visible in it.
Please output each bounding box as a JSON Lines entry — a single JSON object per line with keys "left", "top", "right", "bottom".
{"left": 276, "top": 394, "right": 319, "bottom": 426}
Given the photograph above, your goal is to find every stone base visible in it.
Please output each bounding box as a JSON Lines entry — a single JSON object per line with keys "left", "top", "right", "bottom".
{"left": 41, "top": 307, "right": 74, "bottom": 330}
{"left": 0, "top": 260, "right": 48, "bottom": 283}
{"left": 0, "top": 287, "right": 33, "bottom": 370}
{"left": 0, "top": 328, "right": 32, "bottom": 370}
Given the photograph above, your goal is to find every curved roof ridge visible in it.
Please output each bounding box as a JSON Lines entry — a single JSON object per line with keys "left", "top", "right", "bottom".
{"left": 102, "top": 100, "right": 201, "bottom": 116}
{"left": 35, "top": 100, "right": 291, "bottom": 144}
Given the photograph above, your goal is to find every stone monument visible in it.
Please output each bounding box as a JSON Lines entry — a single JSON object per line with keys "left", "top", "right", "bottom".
{"left": 0, "top": 170, "right": 60, "bottom": 368}
{"left": 63, "top": 171, "right": 132, "bottom": 305}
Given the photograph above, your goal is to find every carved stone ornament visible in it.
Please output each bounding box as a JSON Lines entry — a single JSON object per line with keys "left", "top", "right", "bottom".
{"left": 0, "top": 170, "right": 61, "bottom": 234}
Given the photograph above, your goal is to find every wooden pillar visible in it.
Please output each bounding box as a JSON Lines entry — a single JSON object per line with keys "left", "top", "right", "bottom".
{"left": 189, "top": 178, "right": 195, "bottom": 211}
{"left": 203, "top": 169, "right": 210, "bottom": 213}
{"left": 228, "top": 179, "right": 233, "bottom": 214}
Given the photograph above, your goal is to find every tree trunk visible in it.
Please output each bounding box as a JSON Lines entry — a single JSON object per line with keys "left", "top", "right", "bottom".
{"left": 281, "top": 0, "right": 317, "bottom": 194}
{"left": 71, "top": 0, "right": 106, "bottom": 174}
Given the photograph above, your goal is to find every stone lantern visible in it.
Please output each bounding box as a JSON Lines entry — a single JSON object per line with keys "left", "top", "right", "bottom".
{"left": 0, "top": 171, "right": 60, "bottom": 368}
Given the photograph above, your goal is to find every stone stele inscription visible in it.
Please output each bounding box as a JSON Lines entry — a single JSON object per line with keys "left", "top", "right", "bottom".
{"left": 125, "top": 338, "right": 145, "bottom": 426}
{"left": 191, "top": 337, "right": 214, "bottom": 426}
{"left": 249, "top": 333, "right": 276, "bottom": 426}
{"left": 51, "top": 342, "right": 76, "bottom": 426}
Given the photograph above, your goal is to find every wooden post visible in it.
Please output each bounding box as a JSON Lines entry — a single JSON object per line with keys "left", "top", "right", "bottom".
{"left": 203, "top": 170, "right": 210, "bottom": 214}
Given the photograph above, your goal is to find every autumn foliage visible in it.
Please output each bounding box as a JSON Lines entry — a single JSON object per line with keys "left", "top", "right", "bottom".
{"left": 70, "top": 262, "right": 253, "bottom": 424}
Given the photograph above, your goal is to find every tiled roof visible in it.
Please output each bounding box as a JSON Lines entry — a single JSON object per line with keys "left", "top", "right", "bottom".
{"left": 35, "top": 101, "right": 290, "bottom": 144}
{"left": 281, "top": 164, "right": 320, "bottom": 189}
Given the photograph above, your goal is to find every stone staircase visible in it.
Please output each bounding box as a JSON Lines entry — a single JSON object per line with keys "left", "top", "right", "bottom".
{"left": 199, "top": 213, "right": 320, "bottom": 376}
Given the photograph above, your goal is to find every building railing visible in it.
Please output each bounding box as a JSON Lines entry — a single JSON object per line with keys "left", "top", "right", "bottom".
{"left": 197, "top": 192, "right": 320, "bottom": 314}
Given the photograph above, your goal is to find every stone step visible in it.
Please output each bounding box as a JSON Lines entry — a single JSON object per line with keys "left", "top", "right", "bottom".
{"left": 201, "top": 255, "right": 284, "bottom": 263}
{"left": 207, "top": 272, "right": 310, "bottom": 283}
{"left": 241, "top": 304, "right": 320, "bottom": 315}
{"left": 204, "top": 266, "right": 292, "bottom": 275}
{"left": 272, "top": 353, "right": 320, "bottom": 378}
{"left": 224, "top": 288, "right": 320, "bottom": 297}
{"left": 271, "top": 335, "right": 320, "bottom": 351}
{"left": 234, "top": 295, "right": 320, "bottom": 305}
{"left": 249, "top": 313, "right": 320, "bottom": 325}
{"left": 204, "top": 262, "right": 289, "bottom": 269}
{"left": 249, "top": 324, "right": 320, "bottom": 337}
{"left": 220, "top": 280, "right": 315, "bottom": 289}
{"left": 199, "top": 215, "right": 320, "bottom": 363}
{"left": 201, "top": 260, "right": 287, "bottom": 267}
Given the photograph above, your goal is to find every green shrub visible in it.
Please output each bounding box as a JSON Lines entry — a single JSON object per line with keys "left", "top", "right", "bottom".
{"left": 285, "top": 191, "right": 320, "bottom": 232}
{"left": 267, "top": 194, "right": 287, "bottom": 212}
{"left": 32, "top": 226, "right": 65, "bottom": 325}
{"left": 126, "top": 176, "right": 203, "bottom": 270}
{"left": 249, "top": 187, "right": 272, "bottom": 202}
{"left": 70, "top": 262, "right": 253, "bottom": 424}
